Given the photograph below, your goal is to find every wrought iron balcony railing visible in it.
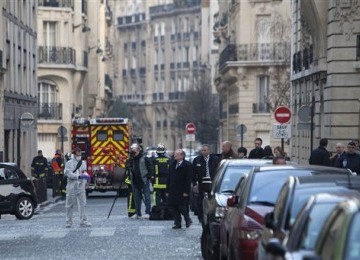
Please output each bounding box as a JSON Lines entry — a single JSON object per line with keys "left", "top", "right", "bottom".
{"left": 219, "top": 42, "right": 290, "bottom": 70}
{"left": 38, "top": 0, "right": 74, "bottom": 8}
{"left": 38, "top": 102, "right": 62, "bottom": 120}
{"left": 38, "top": 46, "right": 76, "bottom": 65}
{"left": 252, "top": 103, "right": 270, "bottom": 113}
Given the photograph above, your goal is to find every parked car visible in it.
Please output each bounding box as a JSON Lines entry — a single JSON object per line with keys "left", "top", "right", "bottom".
{"left": 218, "top": 165, "right": 352, "bottom": 260}
{"left": 200, "top": 159, "right": 272, "bottom": 259}
{"left": 258, "top": 174, "right": 360, "bottom": 259}
{"left": 0, "top": 163, "right": 38, "bottom": 219}
{"left": 266, "top": 192, "right": 360, "bottom": 259}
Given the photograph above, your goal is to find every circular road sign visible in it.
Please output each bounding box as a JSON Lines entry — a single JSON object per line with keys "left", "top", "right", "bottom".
{"left": 274, "top": 106, "right": 291, "bottom": 124}
{"left": 20, "top": 112, "right": 35, "bottom": 127}
{"left": 185, "top": 122, "right": 196, "bottom": 134}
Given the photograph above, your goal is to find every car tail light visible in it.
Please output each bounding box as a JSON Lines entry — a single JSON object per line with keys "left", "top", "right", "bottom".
{"left": 227, "top": 195, "right": 238, "bottom": 207}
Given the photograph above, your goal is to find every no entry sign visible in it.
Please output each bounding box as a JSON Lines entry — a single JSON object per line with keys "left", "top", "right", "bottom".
{"left": 274, "top": 106, "right": 291, "bottom": 124}
{"left": 185, "top": 122, "right": 196, "bottom": 134}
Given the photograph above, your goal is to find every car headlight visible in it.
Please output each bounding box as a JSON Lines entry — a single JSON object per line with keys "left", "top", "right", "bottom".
{"left": 246, "top": 230, "right": 262, "bottom": 240}
{"left": 215, "top": 206, "right": 225, "bottom": 219}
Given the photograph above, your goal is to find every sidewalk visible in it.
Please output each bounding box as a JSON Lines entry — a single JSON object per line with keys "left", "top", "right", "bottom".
{"left": 38, "top": 188, "right": 62, "bottom": 209}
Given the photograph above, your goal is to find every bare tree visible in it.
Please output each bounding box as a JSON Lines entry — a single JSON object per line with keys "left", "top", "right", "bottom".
{"left": 176, "top": 69, "right": 219, "bottom": 146}
{"left": 108, "top": 96, "right": 132, "bottom": 118}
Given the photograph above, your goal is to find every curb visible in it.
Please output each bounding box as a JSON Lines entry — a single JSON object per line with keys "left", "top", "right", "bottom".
{"left": 38, "top": 196, "right": 63, "bottom": 209}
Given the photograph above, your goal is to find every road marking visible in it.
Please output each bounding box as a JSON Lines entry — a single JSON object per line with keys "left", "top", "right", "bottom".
{"left": 138, "top": 226, "right": 164, "bottom": 235}
{"left": 42, "top": 230, "right": 69, "bottom": 238}
{"left": 0, "top": 233, "right": 22, "bottom": 240}
{"left": 89, "top": 227, "right": 116, "bottom": 237}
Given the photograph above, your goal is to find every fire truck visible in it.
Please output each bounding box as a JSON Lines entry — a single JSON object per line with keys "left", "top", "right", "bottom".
{"left": 71, "top": 117, "right": 131, "bottom": 195}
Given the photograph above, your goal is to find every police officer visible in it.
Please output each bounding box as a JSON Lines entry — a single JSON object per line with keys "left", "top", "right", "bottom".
{"left": 152, "top": 143, "right": 170, "bottom": 206}
{"left": 52, "top": 149, "right": 65, "bottom": 198}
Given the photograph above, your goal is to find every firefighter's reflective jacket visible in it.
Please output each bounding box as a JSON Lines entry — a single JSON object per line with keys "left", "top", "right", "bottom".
{"left": 152, "top": 155, "right": 170, "bottom": 189}
{"left": 52, "top": 153, "right": 64, "bottom": 174}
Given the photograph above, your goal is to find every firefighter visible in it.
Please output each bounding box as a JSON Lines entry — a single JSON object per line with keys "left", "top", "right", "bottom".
{"left": 52, "top": 149, "right": 66, "bottom": 198}
{"left": 31, "top": 150, "right": 49, "bottom": 179}
{"left": 31, "top": 150, "right": 49, "bottom": 203}
{"left": 124, "top": 175, "right": 136, "bottom": 217}
{"left": 152, "top": 143, "right": 170, "bottom": 206}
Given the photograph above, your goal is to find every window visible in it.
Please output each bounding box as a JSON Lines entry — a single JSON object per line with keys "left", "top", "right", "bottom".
{"left": 38, "top": 81, "right": 57, "bottom": 104}
{"left": 43, "top": 21, "right": 56, "bottom": 47}
{"left": 113, "top": 130, "right": 124, "bottom": 141}
{"left": 258, "top": 75, "right": 269, "bottom": 104}
{"left": 0, "top": 167, "right": 18, "bottom": 180}
{"left": 357, "top": 35, "right": 360, "bottom": 61}
{"left": 97, "top": 131, "right": 107, "bottom": 141}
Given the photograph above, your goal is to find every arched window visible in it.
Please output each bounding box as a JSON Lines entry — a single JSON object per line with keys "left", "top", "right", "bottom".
{"left": 38, "top": 81, "right": 57, "bottom": 118}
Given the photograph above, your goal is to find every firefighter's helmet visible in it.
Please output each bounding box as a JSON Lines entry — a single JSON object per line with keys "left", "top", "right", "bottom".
{"left": 156, "top": 143, "right": 166, "bottom": 154}
{"left": 130, "top": 143, "right": 140, "bottom": 151}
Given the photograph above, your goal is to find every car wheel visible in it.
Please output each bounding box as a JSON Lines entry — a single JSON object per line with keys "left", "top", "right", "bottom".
{"left": 15, "top": 197, "right": 35, "bottom": 220}
{"left": 201, "top": 225, "right": 219, "bottom": 260}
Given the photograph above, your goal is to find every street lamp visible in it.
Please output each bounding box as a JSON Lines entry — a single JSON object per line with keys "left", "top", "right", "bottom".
{"left": 73, "top": 23, "right": 91, "bottom": 33}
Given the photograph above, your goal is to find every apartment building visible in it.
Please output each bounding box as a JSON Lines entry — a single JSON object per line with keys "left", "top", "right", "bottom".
{"left": 0, "top": 0, "right": 38, "bottom": 174}
{"left": 37, "top": 0, "right": 112, "bottom": 157}
{"left": 214, "top": 0, "right": 291, "bottom": 151}
{"left": 290, "top": 0, "right": 360, "bottom": 163}
{"left": 113, "top": 0, "right": 214, "bottom": 151}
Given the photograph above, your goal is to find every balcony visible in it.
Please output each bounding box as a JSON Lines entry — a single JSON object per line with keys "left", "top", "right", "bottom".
{"left": 38, "top": 0, "right": 74, "bottom": 8}
{"left": 219, "top": 42, "right": 290, "bottom": 71}
{"left": 38, "top": 102, "right": 62, "bottom": 120}
{"left": 252, "top": 103, "right": 270, "bottom": 113}
{"left": 38, "top": 46, "right": 76, "bottom": 65}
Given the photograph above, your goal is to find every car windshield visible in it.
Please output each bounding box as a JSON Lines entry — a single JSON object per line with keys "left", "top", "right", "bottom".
{"left": 345, "top": 212, "right": 360, "bottom": 260}
{"left": 248, "top": 170, "right": 311, "bottom": 205}
{"left": 218, "top": 166, "right": 252, "bottom": 193}
{"left": 298, "top": 203, "right": 337, "bottom": 250}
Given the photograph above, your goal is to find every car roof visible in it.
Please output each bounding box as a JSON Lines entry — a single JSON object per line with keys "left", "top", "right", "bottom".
{"left": 0, "top": 162, "right": 17, "bottom": 167}
{"left": 255, "top": 165, "right": 351, "bottom": 175}
{"left": 223, "top": 159, "right": 273, "bottom": 166}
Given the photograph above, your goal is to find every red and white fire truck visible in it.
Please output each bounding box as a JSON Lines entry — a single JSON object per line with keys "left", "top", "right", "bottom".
{"left": 71, "top": 117, "right": 131, "bottom": 195}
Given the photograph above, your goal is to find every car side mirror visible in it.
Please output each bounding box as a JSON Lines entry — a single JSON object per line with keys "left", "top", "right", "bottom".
{"left": 265, "top": 238, "right": 286, "bottom": 257}
{"left": 201, "top": 176, "right": 212, "bottom": 193}
{"left": 227, "top": 195, "right": 238, "bottom": 207}
{"left": 264, "top": 211, "right": 275, "bottom": 230}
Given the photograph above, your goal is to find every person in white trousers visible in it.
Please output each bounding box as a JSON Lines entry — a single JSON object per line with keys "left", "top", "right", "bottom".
{"left": 64, "top": 147, "right": 91, "bottom": 228}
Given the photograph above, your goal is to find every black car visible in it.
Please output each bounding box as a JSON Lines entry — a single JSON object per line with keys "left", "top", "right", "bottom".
{"left": 0, "top": 163, "right": 38, "bottom": 219}
{"left": 258, "top": 174, "right": 360, "bottom": 259}
{"left": 200, "top": 159, "right": 272, "bottom": 260}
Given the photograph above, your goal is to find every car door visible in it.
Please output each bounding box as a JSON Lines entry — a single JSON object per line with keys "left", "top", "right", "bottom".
{"left": 0, "top": 165, "right": 21, "bottom": 212}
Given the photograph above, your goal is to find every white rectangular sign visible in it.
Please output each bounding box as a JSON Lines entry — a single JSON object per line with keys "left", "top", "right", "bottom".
{"left": 186, "top": 134, "right": 195, "bottom": 141}
{"left": 272, "top": 124, "right": 291, "bottom": 139}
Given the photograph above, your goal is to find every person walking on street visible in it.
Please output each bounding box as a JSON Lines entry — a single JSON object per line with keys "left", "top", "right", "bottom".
{"left": 330, "top": 142, "right": 346, "bottom": 166}
{"left": 52, "top": 149, "right": 66, "bottom": 198}
{"left": 248, "top": 138, "right": 264, "bottom": 159}
{"left": 220, "top": 141, "right": 237, "bottom": 160}
{"left": 192, "top": 144, "right": 219, "bottom": 224}
{"left": 128, "top": 143, "right": 153, "bottom": 219}
{"left": 167, "top": 149, "right": 193, "bottom": 229}
{"left": 152, "top": 143, "right": 171, "bottom": 206}
{"left": 336, "top": 141, "right": 360, "bottom": 175}
{"left": 262, "top": 145, "right": 274, "bottom": 159}
{"left": 309, "top": 138, "right": 331, "bottom": 166}
{"left": 31, "top": 150, "right": 49, "bottom": 179}
{"left": 64, "top": 147, "right": 91, "bottom": 228}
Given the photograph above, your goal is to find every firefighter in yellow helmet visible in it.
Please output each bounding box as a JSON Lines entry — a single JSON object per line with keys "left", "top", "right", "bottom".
{"left": 152, "top": 143, "right": 170, "bottom": 206}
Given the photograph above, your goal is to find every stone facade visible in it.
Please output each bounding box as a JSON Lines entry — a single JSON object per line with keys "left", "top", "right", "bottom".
{"left": 290, "top": 0, "right": 360, "bottom": 163}
{"left": 37, "top": 0, "right": 113, "bottom": 157}
{"left": 111, "top": 0, "right": 216, "bottom": 151}
{"left": 215, "top": 0, "right": 291, "bottom": 152}
{"left": 0, "top": 0, "right": 38, "bottom": 174}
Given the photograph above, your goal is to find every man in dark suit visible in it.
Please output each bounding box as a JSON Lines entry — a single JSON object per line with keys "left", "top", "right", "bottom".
{"left": 192, "top": 144, "right": 219, "bottom": 223}
{"left": 166, "top": 149, "right": 193, "bottom": 229}
{"left": 248, "top": 137, "right": 264, "bottom": 159}
{"left": 309, "top": 138, "right": 331, "bottom": 166}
